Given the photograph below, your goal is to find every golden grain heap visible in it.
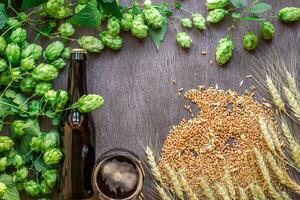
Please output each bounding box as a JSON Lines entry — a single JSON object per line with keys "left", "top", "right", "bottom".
{"left": 159, "top": 87, "right": 282, "bottom": 191}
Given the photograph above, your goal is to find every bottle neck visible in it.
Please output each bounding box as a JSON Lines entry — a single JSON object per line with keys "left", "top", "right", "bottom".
{"left": 68, "top": 59, "right": 87, "bottom": 103}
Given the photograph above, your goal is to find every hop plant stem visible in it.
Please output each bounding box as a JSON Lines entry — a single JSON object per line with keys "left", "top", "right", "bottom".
{"left": 266, "top": 75, "right": 285, "bottom": 112}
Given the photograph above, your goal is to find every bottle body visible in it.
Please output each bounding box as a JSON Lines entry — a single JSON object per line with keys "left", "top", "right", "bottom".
{"left": 62, "top": 49, "right": 95, "bottom": 199}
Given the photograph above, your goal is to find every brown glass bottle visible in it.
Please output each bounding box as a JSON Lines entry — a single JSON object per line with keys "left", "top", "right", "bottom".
{"left": 62, "top": 49, "right": 95, "bottom": 200}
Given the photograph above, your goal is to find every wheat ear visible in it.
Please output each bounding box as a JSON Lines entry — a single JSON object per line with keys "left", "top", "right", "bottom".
{"left": 179, "top": 174, "right": 198, "bottom": 200}
{"left": 266, "top": 75, "right": 285, "bottom": 112}
{"left": 145, "top": 146, "right": 164, "bottom": 184}
{"left": 198, "top": 177, "right": 216, "bottom": 200}
{"left": 223, "top": 167, "right": 236, "bottom": 199}
{"left": 267, "top": 123, "right": 285, "bottom": 158}
{"left": 156, "top": 184, "right": 173, "bottom": 200}
{"left": 249, "top": 182, "right": 267, "bottom": 200}
{"left": 238, "top": 187, "right": 248, "bottom": 200}
{"left": 253, "top": 147, "right": 284, "bottom": 200}
{"left": 283, "top": 86, "right": 300, "bottom": 122}
{"left": 164, "top": 164, "right": 184, "bottom": 200}
{"left": 281, "top": 191, "right": 292, "bottom": 200}
{"left": 286, "top": 71, "right": 300, "bottom": 102}
{"left": 281, "top": 120, "right": 300, "bottom": 169}
{"left": 266, "top": 151, "right": 300, "bottom": 194}
{"left": 259, "top": 116, "right": 276, "bottom": 154}
{"left": 216, "top": 183, "right": 231, "bottom": 200}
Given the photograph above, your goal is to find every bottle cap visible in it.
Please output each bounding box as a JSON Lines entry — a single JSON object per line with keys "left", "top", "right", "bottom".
{"left": 71, "top": 49, "right": 87, "bottom": 54}
{"left": 71, "top": 49, "right": 87, "bottom": 60}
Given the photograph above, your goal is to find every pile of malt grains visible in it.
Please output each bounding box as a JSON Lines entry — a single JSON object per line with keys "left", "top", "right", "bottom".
{"left": 159, "top": 87, "right": 282, "bottom": 191}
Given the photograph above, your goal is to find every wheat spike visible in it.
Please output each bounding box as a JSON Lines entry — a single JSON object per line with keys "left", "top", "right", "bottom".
{"left": 286, "top": 71, "right": 300, "bottom": 102}
{"left": 281, "top": 191, "right": 292, "bottom": 200}
{"left": 216, "top": 183, "right": 231, "bottom": 200}
{"left": 249, "top": 182, "right": 267, "bottom": 200}
{"left": 259, "top": 116, "right": 276, "bottom": 154}
{"left": 223, "top": 167, "right": 236, "bottom": 199}
{"left": 267, "top": 123, "right": 285, "bottom": 158}
{"left": 253, "top": 147, "right": 284, "bottom": 200}
{"left": 283, "top": 86, "right": 300, "bottom": 122}
{"left": 266, "top": 75, "right": 285, "bottom": 112}
{"left": 164, "top": 164, "right": 184, "bottom": 200}
{"left": 145, "top": 146, "right": 164, "bottom": 184}
{"left": 266, "top": 151, "right": 300, "bottom": 194}
{"left": 179, "top": 174, "right": 198, "bottom": 200}
{"left": 281, "top": 120, "right": 300, "bottom": 169}
{"left": 198, "top": 177, "right": 216, "bottom": 200}
{"left": 156, "top": 184, "right": 172, "bottom": 200}
{"left": 238, "top": 187, "right": 248, "bottom": 200}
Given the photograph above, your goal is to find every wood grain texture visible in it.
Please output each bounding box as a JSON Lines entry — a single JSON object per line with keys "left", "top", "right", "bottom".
{"left": 37, "top": 0, "right": 300, "bottom": 199}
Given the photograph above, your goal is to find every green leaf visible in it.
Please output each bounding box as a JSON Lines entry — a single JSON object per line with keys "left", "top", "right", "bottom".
{"left": 4, "top": 90, "right": 16, "bottom": 98}
{"left": 0, "top": 175, "right": 20, "bottom": 200}
{"left": 13, "top": 94, "right": 28, "bottom": 111}
{"left": 241, "top": 16, "right": 265, "bottom": 21}
{"left": 34, "top": 157, "right": 46, "bottom": 172}
{"left": 16, "top": 135, "right": 33, "bottom": 163}
{"left": 130, "top": 3, "right": 141, "bottom": 15}
{"left": 24, "top": 119, "right": 40, "bottom": 137}
{"left": 154, "top": 3, "right": 173, "bottom": 17}
{"left": 249, "top": 3, "right": 271, "bottom": 14}
{"left": 98, "top": 0, "right": 122, "bottom": 18}
{"left": 0, "top": 3, "right": 8, "bottom": 30}
{"left": 68, "top": 0, "right": 102, "bottom": 28}
{"left": 230, "top": 0, "right": 247, "bottom": 9}
{"left": 34, "top": 22, "right": 54, "bottom": 41}
{"left": 149, "top": 17, "right": 167, "bottom": 50}
{"left": 21, "top": 0, "right": 47, "bottom": 10}
{"left": 232, "top": 12, "right": 241, "bottom": 19}
{"left": 174, "top": 2, "right": 182, "bottom": 10}
{"left": 51, "top": 115, "right": 61, "bottom": 125}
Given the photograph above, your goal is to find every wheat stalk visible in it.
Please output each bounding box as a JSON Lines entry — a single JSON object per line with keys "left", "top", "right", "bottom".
{"left": 215, "top": 183, "right": 231, "bottom": 200}
{"left": 164, "top": 164, "right": 184, "bottom": 200}
{"left": 259, "top": 116, "right": 276, "bottom": 154}
{"left": 145, "top": 146, "right": 164, "bottom": 185}
{"left": 238, "top": 187, "right": 248, "bottom": 200}
{"left": 223, "top": 167, "right": 236, "bottom": 199}
{"left": 283, "top": 86, "right": 300, "bottom": 122}
{"left": 156, "top": 184, "right": 173, "bottom": 200}
{"left": 253, "top": 147, "right": 284, "bottom": 200}
{"left": 266, "top": 151, "right": 300, "bottom": 194}
{"left": 179, "top": 173, "right": 198, "bottom": 200}
{"left": 198, "top": 177, "right": 216, "bottom": 200}
{"left": 249, "top": 182, "right": 267, "bottom": 200}
{"left": 266, "top": 75, "right": 285, "bottom": 112}
{"left": 281, "top": 120, "right": 300, "bottom": 169}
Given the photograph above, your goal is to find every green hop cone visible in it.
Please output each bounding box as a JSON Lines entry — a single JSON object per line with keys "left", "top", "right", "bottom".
{"left": 78, "top": 36, "right": 104, "bottom": 53}
{"left": 121, "top": 13, "right": 134, "bottom": 31}
{"left": 0, "top": 182, "right": 7, "bottom": 198}
{"left": 44, "top": 90, "right": 57, "bottom": 102}
{"left": 176, "top": 32, "right": 192, "bottom": 48}
{"left": 192, "top": 13, "right": 206, "bottom": 30}
{"left": 11, "top": 68, "right": 22, "bottom": 81}
{"left": 56, "top": 90, "right": 68, "bottom": 109}
{"left": 181, "top": 18, "right": 192, "bottom": 29}
{"left": 278, "top": 7, "right": 300, "bottom": 22}
{"left": 32, "top": 63, "right": 58, "bottom": 81}
{"left": 24, "top": 180, "right": 40, "bottom": 196}
{"left": 0, "top": 157, "right": 7, "bottom": 171}
{"left": 243, "top": 32, "right": 258, "bottom": 51}
{"left": 11, "top": 120, "right": 26, "bottom": 137}
{"left": 43, "top": 41, "right": 64, "bottom": 61}
{"left": 0, "top": 59, "right": 8, "bottom": 72}
{"left": 13, "top": 154, "right": 24, "bottom": 168}
{"left": 215, "top": 36, "right": 234, "bottom": 65}
{"left": 35, "top": 82, "right": 53, "bottom": 96}
{"left": 143, "top": 4, "right": 164, "bottom": 29}
{"left": 18, "top": 12, "right": 28, "bottom": 22}
{"left": 44, "top": 0, "right": 72, "bottom": 19}
{"left": 76, "top": 94, "right": 105, "bottom": 113}
{"left": 0, "top": 136, "right": 14, "bottom": 152}
{"left": 6, "top": 43, "right": 20, "bottom": 63}
{"left": 62, "top": 47, "right": 71, "bottom": 59}
{"left": 207, "top": 9, "right": 228, "bottom": 24}
{"left": 6, "top": 18, "right": 21, "bottom": 29}
{"left": 30, "top": 136, "right": 43, "bottom": 152}
{"left": 0, "top": 71, "right": 11, "bottom": 85}
{"left": 143, "top": 0, "right": 152, "bottom": 9}
{"left": 43, "top": 148, "right": 63, "bottom": 165}
{"left": 58, "top": 23, "right": 75, "bottom": 38}
{"left": 41, "top": 131, "right": 60, "bottom": 152}
{"left": 10, "top": 28, "right": 27, "bottom": 44}
{"left": 0, "top": 37, "right": 7, "bottom": 54}
{"left": 75, "top": 4, "right": 86, "bottom": 13}
{"left": 260, "top": 21, "right": 275, "bottom": 40}
{"left": 51, "top": 58, "right": 66, "bottom": 69}
{"left": 21, "top": 44, "right": 43, "bottom": 60}
{"left": 20, "top": 77, "right": 36, "bottom": 92}
{"left": 99, "top": 31, "right": 123, "bottom": 50}
{"left": 107, "top": 17, "right": 121, "bottom": 36}
{"left": 40, "top": 180, "right": 53, "bottom": 194}
{"left": 78, "top": 0, "right": 90, "bottom": 4}
{"left": 131, "top": 14, "right": 148, "bottom": 39}
{"left": 42, "top": 169, "right": 59, "bottom": 188}
{"left": 20, "top": 57, "right": 35, "bottom": 71}
{"left": 206, "top": 0, "right": 229, "bottom": 10}
{"left": 13, "top": 167, "right": 29, "bottom": 182}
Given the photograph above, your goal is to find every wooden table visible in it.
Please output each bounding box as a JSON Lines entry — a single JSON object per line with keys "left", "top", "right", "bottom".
{"left": 52, "top": 0, "right": 300, "bottom": 199}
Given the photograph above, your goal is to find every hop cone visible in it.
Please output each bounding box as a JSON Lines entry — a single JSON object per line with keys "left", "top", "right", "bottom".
{"left": 77, "top": 94, "right": 104, "bottom": 113}
{"left": 243, "top": 32, "right": 258, "bottom": 51}
{"left": 278, "top": 7, "right": 300, "bottom": 22}
{"left": 215, "top": 36, "right": 234, "bottom": 65}
{"left": 176, "top": 32, "right": 192, "bottom": 48}
{"left": 192, "top": 14, "right": 206, "bottom": 30}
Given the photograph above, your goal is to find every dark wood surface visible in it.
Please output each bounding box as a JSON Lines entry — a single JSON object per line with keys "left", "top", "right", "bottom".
{"left": 52, "top": 0, "right": 300, "bottom": 199}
